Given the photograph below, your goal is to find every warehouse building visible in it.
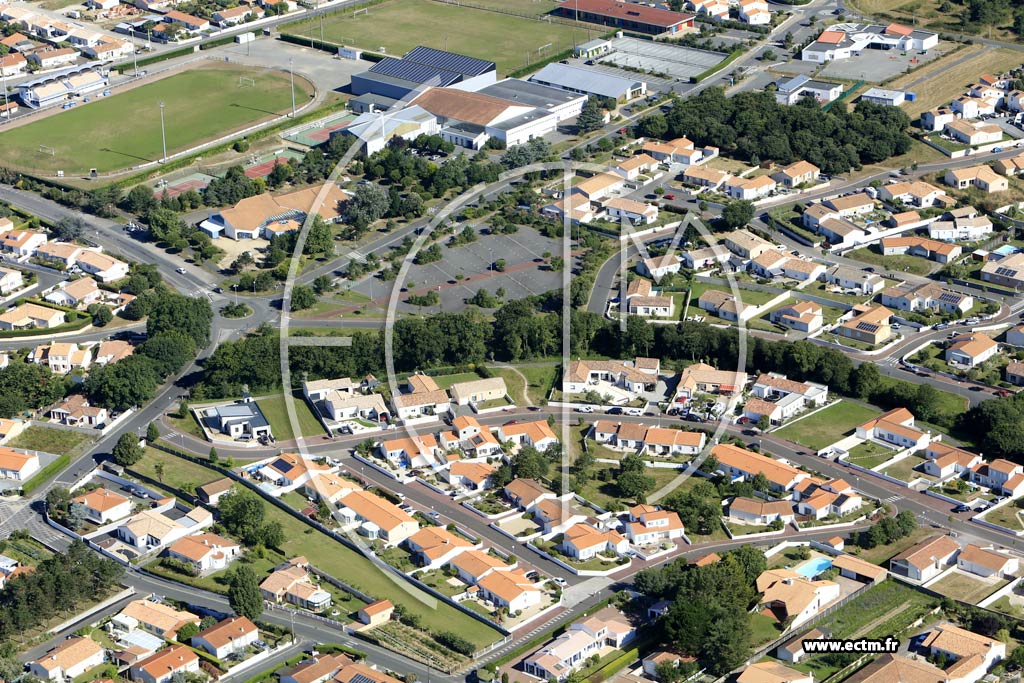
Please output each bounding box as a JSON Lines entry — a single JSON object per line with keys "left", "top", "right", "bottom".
{"left": 556, "top": 0, "right": 695, "bottom": 35}
{"left": 529, "top": 62, "right": 646, "bottom": 102}
{"left": 350, "top": 45, "right": 496, "bottom": 101}
{"left": 411, "top": 87, "right": 558, "bottom": 148}
{"left": 477, "top": 78, "right": 587, "bottom": 121}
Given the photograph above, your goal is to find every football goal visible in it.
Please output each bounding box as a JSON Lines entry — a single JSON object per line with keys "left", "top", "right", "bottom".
{"left": 238, "top": 76, "right": 256, "bottom": 87}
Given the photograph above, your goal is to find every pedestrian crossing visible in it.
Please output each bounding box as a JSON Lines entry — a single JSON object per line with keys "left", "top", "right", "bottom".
{"left": 882, "top": 495, "right": 902, "bottom": 504}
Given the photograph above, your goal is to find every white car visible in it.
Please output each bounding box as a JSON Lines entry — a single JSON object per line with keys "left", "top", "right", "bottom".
{"left": 175, "top": 267, "right": 186, "bottom": 274}
{"left": 577, "top": 405, "right": 595, "bottom": 413}
{"left": 624, "top": 407, "right": 644, "bottom": 417}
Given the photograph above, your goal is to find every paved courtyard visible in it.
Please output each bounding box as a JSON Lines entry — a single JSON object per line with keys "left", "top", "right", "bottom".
{"left": 818, "top": 46, "right": 947, "bottom": 83}
{"left": 601, "top": 37, "right": 726, "bottom": 83}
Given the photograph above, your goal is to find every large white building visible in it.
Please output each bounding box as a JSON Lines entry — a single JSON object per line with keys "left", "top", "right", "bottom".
{"left": 801, "top": 23, "right": 938, "bottom": 63}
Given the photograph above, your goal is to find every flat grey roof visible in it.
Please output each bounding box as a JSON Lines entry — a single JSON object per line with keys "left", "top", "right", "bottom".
{"left": 529, "top": 62, "right": 642, "bottom": 100}
{"left": 478, "top": 79, "right": 584, "bottom": 110}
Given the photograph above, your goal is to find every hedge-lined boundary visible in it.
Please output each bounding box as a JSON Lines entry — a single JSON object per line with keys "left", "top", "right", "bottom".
{"left": 21, "top": 454, "right": 71, "bottom": 495}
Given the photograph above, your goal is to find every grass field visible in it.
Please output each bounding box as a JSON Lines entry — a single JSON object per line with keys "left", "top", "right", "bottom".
{"left": 887, "top": 45, "right": 1024, "bottom": 118}
{"left": 132, "top": 446, "right": 225, "bottom": 491}
{"left": 282, "top": 0, "right": 598, "bottom": 74}
{"left": 851, "top": 525, "right": 934, "bottom": 565}
{"left": 513, "top": 363, "right": 559, "bottom": 404}
{"left": 982, "top": 501, "right": 1024, "bottom": 532}
{"left": 10, "top": 426, "right": 94, "bottom": 456}
{"left": 844, "top": 441, "right": 896, "bottom": 470}
{"left": 774, "top": 401, "right": 879, "bottom": 451}
{"left": 255, "top": 392, "right": 326, "bottom": 442}
{"left": 929, "top": 572, "right": 1006, "bottom": 604}
{"left": 846, "top": 246, "right": 935, "bottom": 276}
{"left": 847, "top": 0, "right": 1021, "bottom": 44}
{"left": 0, "top": 65, "right": 313, "bottom": 173}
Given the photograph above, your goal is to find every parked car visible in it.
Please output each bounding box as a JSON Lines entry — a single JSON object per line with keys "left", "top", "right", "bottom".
{"left": 624, "top": 407, "right": 644, "bottom": 416}
{"left": 953, "top": 504, "right": 971, "bottom": 513}
{"left": 577, "top": 405, "right": 595, "bottom": 413}
{"left": 664, "top": 193, "right": 675, "bottom": 200}
{"left": 606, "top": 407, "right": 624, "bottom": 415}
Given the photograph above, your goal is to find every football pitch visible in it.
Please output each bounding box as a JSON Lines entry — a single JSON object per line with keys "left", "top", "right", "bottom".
{"left": 0, "top": 65, "right": 313, "bottom": 174}
{"left": 284, "top": 0, "right": 603, "bottom": 74}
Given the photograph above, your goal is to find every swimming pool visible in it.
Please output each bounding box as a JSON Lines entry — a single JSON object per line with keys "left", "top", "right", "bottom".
{"left": 795, "top": 557, "right": 833, "bottom": 578}
{"left": 993, "top": 245, "right": 1020, "bottom": 257}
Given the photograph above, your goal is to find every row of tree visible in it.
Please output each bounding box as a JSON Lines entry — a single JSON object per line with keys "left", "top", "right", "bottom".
{"left": 0, "top": 540, "right": 122, "bottom": 645}
{"left": 83, "top": 288, "right": 213, "bottom": 410}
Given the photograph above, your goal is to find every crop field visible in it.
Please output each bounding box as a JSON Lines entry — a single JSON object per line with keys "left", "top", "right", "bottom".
{"left": 0, "top": 65, "right": 312, "bottom": 174}
{"left": 283, "top": 0, "right": 599, "bottom": 74}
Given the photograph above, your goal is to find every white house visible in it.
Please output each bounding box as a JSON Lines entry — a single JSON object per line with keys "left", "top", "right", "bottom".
{"left": 889, "top": 535, "right": 960, "bottom": 582}
{"left": 191, "top": 616, "right": 259, "bottom": 659}
{"left": 29, "top": 637, "right": 104, "bottom": 682}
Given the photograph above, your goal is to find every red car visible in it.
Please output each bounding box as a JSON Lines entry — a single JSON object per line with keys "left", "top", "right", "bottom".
{"left": 619, "top": 127, "right": 627, "bottom": 134}
{"left": 995, "top": 389, "right": 1014, "bottom": 397}
{"left": 664, "top": 193, "right": 675, "bottom": 200}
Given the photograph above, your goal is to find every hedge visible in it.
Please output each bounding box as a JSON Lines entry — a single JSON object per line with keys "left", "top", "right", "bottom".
{"left": 20, "top": 454, "right": 70, "bottom": 495}
{"left": 114, "top": 45, "right": 195, "bottom": 73}
{"left": 0, "top": 316, "right": 91, "bottom": 339}
{"left": 691, "top": 48, "right": 744, "bottom": 83}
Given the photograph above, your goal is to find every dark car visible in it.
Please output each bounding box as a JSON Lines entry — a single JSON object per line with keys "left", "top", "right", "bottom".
{"left": 953, "top": 504, "right": 971, "bottom": 513}
{"left": 606, "top": 407, "right": 624, "bottom": 415}
{"left": 863, "top": 266, "right": 875, "bottom": 273}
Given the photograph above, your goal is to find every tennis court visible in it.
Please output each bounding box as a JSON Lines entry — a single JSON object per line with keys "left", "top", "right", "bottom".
{"left": 244, "top": 149, "right": 305, "bottom": 178}
{"left": 283, "top": 111, "right": 358, "bottom": 147}
{"left": 157, "top": 172, "right": 218, "bottom": 198}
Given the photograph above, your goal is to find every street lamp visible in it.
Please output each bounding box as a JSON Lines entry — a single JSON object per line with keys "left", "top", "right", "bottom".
{"left": 159, "top": 101, "right": 167, "bottom": 163}
{"left": 289, "top": 58, "right": 296, "bottom": 117}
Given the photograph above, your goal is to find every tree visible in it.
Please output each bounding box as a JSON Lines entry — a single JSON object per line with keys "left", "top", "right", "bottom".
{"left": 576, "top": 98, "right": 605, "bottom": 134}
{"left": 138, "top": 331, "right": 196, "bottom": 376}
{"left": 52, "top": 216, "right": 86, "bottom": 242}
{"left": 125, "top": 184, "right": 157, "bottom": 215}
{"left": 750, "top": 472, "right": 771, "bottom": 493}
{"left": 618, "top": 471, "right": 656, "bottom": 502}
{"left": 45, "top": 487, "right": 72, "bottom": 522}
{"left": 176, "top": 622, "right": 200, "bottom": 641}
{"left": 146, "top": 423, "right": 160, "bottom": 443}
{"left": 112, "top": 432, "right": 143, "bottom": 466}
{"left": 259, "top": 520, "right": 285, "bottom": 550}
{"left": 638, "top": 113, "right": 668, "bottom": 139}
{"left": 721, "top": 201, "right": 755, "bottom": 229}
{"left": 209, "top": 447, "right": 219, "bottom": 464}
{"left": 756, "top": 415, "right": 770, "bottom": 432}
{"left": 345, "top": 182, "right": 389, "bottom": 236}
{"left": 218, "top": 489, "right": 266, "bottom": 540}
{"left": 303, "top": 216, "right": 334, "bottom": 257}
{"left": 312, "top": 275, "right": 334, "bottom": 295}
{"left": 89, "top": 304, "right": 113, "bottom": 327}
{"left": 291, "top": 285, "right": 317, "bottom": 311}
{"left": 84, "top": 356, "right": 161, "bottom": 410}
{"left": 228, "top": 565, "right": 263, "bottom": 621}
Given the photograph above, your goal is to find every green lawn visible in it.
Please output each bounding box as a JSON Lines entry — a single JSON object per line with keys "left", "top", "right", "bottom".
{"left": 131, "top": 445, "right": 225, "bottom": 492}
{"left": 255, "top": 392, "right": 326, "bottom": 442}
{"left": 845, "top": 246, "right": 935, "bottom": 277}
{"left": 0, "top": 65, "right": 312, "bottom": 173}
{"left": 282, "top": 0, "right": 597, "bottom": 75}
{"left": 774, "top": 401, "right": 879, "bottom": 450}
{"left": 688, "top": 281, "right": 781, "bottom": 307}
{"left": 879, "top": 454, "right": 937, "bottom": 483}
{"left": 573, "top": 462, "right": 683, "bottom": 510}
{"left": 428, "top": 372, "right": 482, "bottom": 390}
{"left": 9, "top": 426, "right": 94, "bottom": 456}
{"left": 517, "top": 363, "right": 559, "bottom": 405}
{"left": 493, "top": 368, "right": 528, "bottom": 405}
{"left": 844, "top": 441, "right": 896, "bottom": 469}
{"left": 749, "top": 612, "right": 782, "bottom": 647}
{"left": 982, "top": 501, "right": 1024, "bottom": 531}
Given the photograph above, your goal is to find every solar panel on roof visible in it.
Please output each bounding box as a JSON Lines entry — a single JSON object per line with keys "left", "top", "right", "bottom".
{"left": 855, "top": 322, "right": 878, "bottom": 332}
{"left": 996, "top": 267, "right": 1018, "bottom": 277}
{"left": 403, "top": 45, "right": 495, "bottom": 77}
{"left": 368, "top": 57, "right": 461, "bottom": 87}
{"left": 349, "top": 674, "right": 375, "bottom": 683}
{"left": 938, "top": 292, "right": 960, "bottom": 303}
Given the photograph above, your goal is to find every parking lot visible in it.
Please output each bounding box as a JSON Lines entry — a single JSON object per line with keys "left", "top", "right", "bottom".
{"left": 353, "top": 226, "right": 567, "bottom": 313}
{"left": 819, "top": 45, "right": 947, "bottom": 83}
{"left": 600, "top": 37, "right": 726, "bottom": 83}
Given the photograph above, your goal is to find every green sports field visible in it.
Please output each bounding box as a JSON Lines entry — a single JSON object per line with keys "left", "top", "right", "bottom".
{"left": 283, "top": 0, "right": 602, "bottom": 74}
{"left": 0, "top": 65, "right": 313, "bottom": 174}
